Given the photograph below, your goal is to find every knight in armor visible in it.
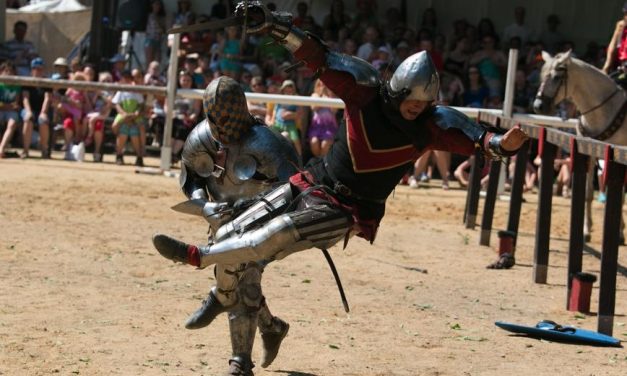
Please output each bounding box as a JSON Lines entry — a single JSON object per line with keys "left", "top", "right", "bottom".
{"left": 153, "top": 2, "right": 528, "bottom": 375}
{"left": 603, "top": 2, "right": 627, "bottom": 88}
{"left": 173, "top": 76, "right": 299, "bottom": 375}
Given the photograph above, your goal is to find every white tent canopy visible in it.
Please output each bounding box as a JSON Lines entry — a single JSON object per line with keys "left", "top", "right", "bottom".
{"left": 8, "top": 0, "right": 87, "bottom": 13}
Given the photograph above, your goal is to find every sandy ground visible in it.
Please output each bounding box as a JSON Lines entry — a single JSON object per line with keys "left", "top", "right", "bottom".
{"left": 1, "top": 153, "right": 626, "bottom": 376}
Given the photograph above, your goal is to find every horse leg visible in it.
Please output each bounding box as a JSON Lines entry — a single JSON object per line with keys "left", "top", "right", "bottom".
{"left": 584, "top": 160, "right": 595, "bottom": 242}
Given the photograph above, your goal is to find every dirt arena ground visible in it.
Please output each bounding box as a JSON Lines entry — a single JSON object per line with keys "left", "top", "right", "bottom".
{"left": 1, "top": 154, "right": 626, "bottom": 376}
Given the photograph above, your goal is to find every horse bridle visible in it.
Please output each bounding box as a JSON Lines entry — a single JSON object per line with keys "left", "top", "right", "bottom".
{"left": 535, "top": 65, "right": 568, "bottom": 108}
{"left": 537, "top": 63, "right": 621, "bottom": 116}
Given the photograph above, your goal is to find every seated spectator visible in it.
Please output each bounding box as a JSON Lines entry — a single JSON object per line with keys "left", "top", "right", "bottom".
{"left": 58, "top": 72, "right": 88, "bottom": 159}
{"left": 372, "top": 46, "right": 392, "bottom": 70}
{"left": 111, "top": 70, "right": 145, "bottom": 166}
{"left": 469, "top": 34, "right": 506, "bottom": 98}
{"left": 323, "top": 0, "right": 352, "bottom": 41}
{"left": 307, "top": 79, "right": 338, "bottom": 158}
{"left": 443, "top": 36, "right": 471, "bottom": 78}
{"left": 439, "top": 70, "right": 465, "bottom": 106}
{"left": 270, "top": 80, "right": 303, "bottom": 156}
{"left": 84, "top": 72, "right": 114, "bottom": 163}
{"left": 21, "top": 58, "right": 52, "bottom": 159}
{"left": 0, "top": 21, "right": 38, "bottom": 76}
{"left": 0, "top": 62, "right": 22, "bottom": 158}
{"left": 463, "top": 66, "right": 489, "bottom": 108}
{"left": 512, "top": 68, "right": 534, "bottom": 113}
{"left": 356, "top": 26, "right": 380, "bottom": 62}
{"left": 144, "top": 61, "right": 165, "bottom": 86}
{"left": 409, "top": 150, "right": 452, "bottom": 190}
{"left": 247, "top": 76, "right": 267, "bottom": 118}
{"left": 183, "top": 53, "right": 206, "bottom": 87}
{"left": 165, "top": 70, "right": 201, "bottom": 164}
{"left": 69, "top": 57, "right": 83, "bottom": 77}
{"left": 51, "top": 57, "right": 70, "bottom": 81}
{"left": 109, "top": 54, "right": 127, "bottom": 82}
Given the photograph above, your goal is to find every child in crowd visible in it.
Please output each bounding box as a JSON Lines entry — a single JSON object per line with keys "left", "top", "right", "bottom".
{"left": 270, "top": 79, "right": 303, "bottom": 156}
{"left": 111, "top": 70, "right": 145, "bottom": 166}
{"left": 59, "top": 72, "right": 87, "bottom": 159}
{"left": 307, "top": 79, "right": 338, "bottom": 158}
{"left": 0, "top": 62, "right": 21, "bottom": 158}
{"left": 84, "top": 72, "right": 114, "bottom": 162}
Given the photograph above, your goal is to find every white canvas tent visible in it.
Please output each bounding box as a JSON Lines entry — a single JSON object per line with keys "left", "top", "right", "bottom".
{"left": 5, "top": 0, "right": 91, "bottom": 72}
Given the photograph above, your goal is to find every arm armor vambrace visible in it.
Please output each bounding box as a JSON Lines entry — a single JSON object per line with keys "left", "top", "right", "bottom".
{"left": 430, "top": 106, "right": 513, "bottom": 160}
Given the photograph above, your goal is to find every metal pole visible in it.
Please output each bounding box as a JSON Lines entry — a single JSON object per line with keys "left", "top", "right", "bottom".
{"left": 161, "top": 33, "right": 180, "bottom": 171}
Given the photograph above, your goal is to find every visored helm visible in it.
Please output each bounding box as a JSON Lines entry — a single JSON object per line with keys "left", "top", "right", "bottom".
{"left": 387, "top": 51, "right": 439, "bottom": 103}
{"left": 203, "top": 76, "right": 254, "bottom": 145}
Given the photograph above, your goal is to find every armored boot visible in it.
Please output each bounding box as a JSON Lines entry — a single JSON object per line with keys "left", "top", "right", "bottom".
{"left": 258, "top": 316, "right": 290, "bottom": 368}
{"left": 152, "top": 234, "right": 201, "bottom": 267}
{"left": 225, "top": 355, "right": 254, "bottom": 376}
{"left": 185, "top": 288, "right": 229, "bottom": 329}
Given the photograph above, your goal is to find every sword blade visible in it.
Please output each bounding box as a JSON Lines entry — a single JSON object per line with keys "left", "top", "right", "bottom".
{"left": 168, "top": 16, "right": 245, "bottom": 34}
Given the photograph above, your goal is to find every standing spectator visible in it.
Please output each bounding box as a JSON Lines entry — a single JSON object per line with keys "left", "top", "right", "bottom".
{"left": 183, "top": 54, "right": 205, "bottom": 87}
{"left": 420, "top": 7, "right": 438, "bottom": 36}
{"left": 419, "top": 38, "right": 444, "bottom": 71}
{"left": 371, "top": 46, "right": 392, "bottom": 70}
{"left": 270, "top": 79, "right": 303, "bottom": 156}
{"left": 323, "top": 0, "right": 352, "bottom": 40}
{"left": 219, "top": 26, "right": 243, "bottom": 79}
{"left": 84, "top": 72, "right": 114, "bottom": 162}
{"left": 145, "top": 0, "right": 166, "bottom": 65}
{"left": 477, "top": 18, "right": 498, "bottom": 42}
{"left": 502, "top": 6, "right": 533, "bottom": 49}
{"left": 447, "top": 19, "right": 468, "bottom": 51}
{"left": 0, "top": 62, "right": 22, "bottom": 158}
{"left": 602, "top": 2, "right": 627, "bottom": 74}
{"left": 21, "top": 58, "right": 52, "bottom": 159}
{"left": 59, "top": 72, "right": 88, "bottom": 159}
{"left": 356, "top": 26, "right": 380, "bottom": 62}
{"left": 409, "top": 150, "right": 452, "bottom": 190}
{"left": 211, "top": 0, "right": 232, "bottom": 19}
{"left": 111, "top": 70, "right": 145, "bottom": 166}
{"left": 307, "top": 79, "right": 338, "bottom": 158}
{"left": 293, "top": 1, "right": 309, "bottom": 28}
{"left": 173, "top": 0, "right": 195, "bottom": 27}
{"left": 469, "top": 34, "right": 507, "bottom": 99}
{"left": 539, "top": 14, "right": 564, "bottom": 55}
{"left": 341, "top": 38, "right": 358, "bottom": 56}
{"left": 166, "top": 70, "right": 201, "bottom": 164}
{"left": 0, "top": 21, "right": 38, "bottom": 76}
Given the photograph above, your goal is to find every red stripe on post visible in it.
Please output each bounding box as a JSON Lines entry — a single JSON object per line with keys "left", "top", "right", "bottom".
{"left": 602, "top": 144, "right": 613, "bottom": 189}
{"left": 538, "top": 127, "right": 546, "bottom": 157}
{"left": 569, "top": 137, "right": 576, "bottom": 173}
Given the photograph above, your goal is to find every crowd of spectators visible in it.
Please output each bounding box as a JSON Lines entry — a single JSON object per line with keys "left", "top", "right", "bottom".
{"left": 0, "top": 0, "right": 615, "bottom": 195}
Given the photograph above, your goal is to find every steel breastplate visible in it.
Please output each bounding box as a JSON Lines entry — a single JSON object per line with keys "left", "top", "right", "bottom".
{"left": 182, "top": 120, "right": 300, "bottom": 204}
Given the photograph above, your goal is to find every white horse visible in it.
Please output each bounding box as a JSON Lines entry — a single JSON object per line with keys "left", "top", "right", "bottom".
{"left": 533, "top": 50, "right": 626, "bottom": 241}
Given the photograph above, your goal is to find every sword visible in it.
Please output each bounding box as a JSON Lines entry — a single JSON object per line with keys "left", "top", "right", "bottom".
{"left": 321, "top": 249, "right": 350, "bottom": 313}
{"left": 168, "top": 15, "right": 246, "bottom": 34}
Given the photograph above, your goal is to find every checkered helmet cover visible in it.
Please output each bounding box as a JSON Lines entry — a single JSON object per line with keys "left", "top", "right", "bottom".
{"left": 203, "top": 76, "right": 252, "bottom": 144}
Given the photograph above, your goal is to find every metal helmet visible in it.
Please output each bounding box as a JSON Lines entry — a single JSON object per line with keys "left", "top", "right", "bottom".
{"left": 387, "top": 51, "right": 439, "bottom": 102}
{"left": 203, "top": 76, "right": 254, "bottom": 145}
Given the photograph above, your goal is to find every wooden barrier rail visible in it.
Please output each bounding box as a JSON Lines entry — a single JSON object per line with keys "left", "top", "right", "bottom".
{"left": 466, "top": 113, "right": 626, "bottom": 336}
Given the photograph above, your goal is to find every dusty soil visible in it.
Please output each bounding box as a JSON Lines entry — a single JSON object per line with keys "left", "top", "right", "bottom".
{"left": 1, "top": 154, "right": 626, "bottom": 376}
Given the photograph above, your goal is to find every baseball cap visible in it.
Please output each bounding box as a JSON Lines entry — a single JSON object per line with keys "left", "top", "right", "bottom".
{"left": 53, "top": 57, "right": 68, "bottom": 67}
{"left": 30, "top": 57, "right": 44, "bottom": 69}
{"left": 109, "top": 53, "right": 126, "bottom": 63}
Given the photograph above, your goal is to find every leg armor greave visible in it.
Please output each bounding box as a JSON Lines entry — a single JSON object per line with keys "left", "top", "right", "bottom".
{"left": 198, "top": 204, "right": 352, "bottom": 268}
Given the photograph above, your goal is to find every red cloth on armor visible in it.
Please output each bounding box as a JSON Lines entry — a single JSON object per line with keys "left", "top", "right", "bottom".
{"left": 619, "top": 27, "right": 627, "bottom": 63}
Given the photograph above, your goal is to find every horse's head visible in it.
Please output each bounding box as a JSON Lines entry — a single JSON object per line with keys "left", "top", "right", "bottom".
{"left": 533, "top": 50, "right": 573, "bottom": 114}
